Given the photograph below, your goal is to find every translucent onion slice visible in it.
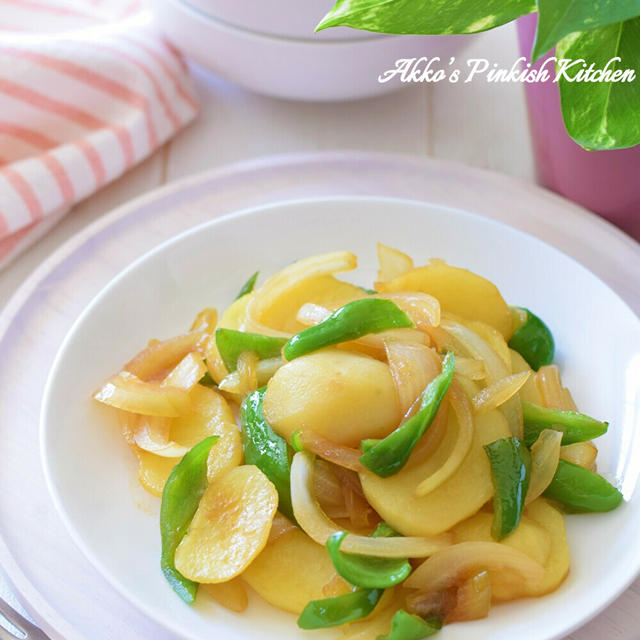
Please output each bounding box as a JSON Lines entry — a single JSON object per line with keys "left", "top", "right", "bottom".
{"left": 132, "top": 416, "right": 189, "bottom": 458}
{"left": 236, "top": 351, "right": 259, "bottom": 397}
{"left": 267, "top": 513, "right": 297, "bottom": 545}
{"left": 472, "top": 371, "right": 531, "bottom": 415}
{"left": 93, "top": 371, "right": 190, "bottom": 417}
{"left": 245, "top": 251, "right": 357, "bottom": 337}
{"left": 376, "top": 292, "right": 440, "bottom": 329}
{"left": 291, "top": 451, "right": 451, "bottom": 558}
{"left": 441, "top": 319, "right": 523, "bottom": 438}
{"left": 203, "top": 334, "right": 230, "bottom": 384}
{"left": 468, "top": 320, "right": 512, "bottom": 371}
{"left": 526, "top": 429, "right": 563, "bottom": 504}
{"left": 510, "top": 349, "right": 543, "bottom": 405}
{"left": 314, "top": 459, "right": 345, "bottom": 508}
{"left": 454, "top": 357, "right": 486, "bottom": 381}
{"left": 414, "top": 380, "right": 473, "bottom": 497}
{"left": 298, "top": 430, "right": 364, "bottom": 472}
{"left": 190, "top": 307, "right": 218, "bottom": 332}
{"left": 218, "top": 357, "right": 283, "bottom": 395}
{"left": 321, "top": 573, "right": 352, "bottom": 597}
{"left": 376, "top": 243, "right": 414, "bottom": 282}
{"left": 560, "top": 441, "right": 598, "bottom": 470}
{"left": 404, "top": 541, "right": 545, "bottom": 591}
{"left": 534, "top": 365, "right": 578, "bottom": 411}
{"left": 385, "top": 342, "right": 440, "bottom": 416}
{"left": 445, "top": 570, "right": 492, "bottom": 623}
{"left": 124, "top": 330, "right": 206, "bottom": 380}
{"left": 162, "top": 352, "right": 207, "bottom": 391}
{"left": 405, "top": 400, "right": 449, "bottom": 469}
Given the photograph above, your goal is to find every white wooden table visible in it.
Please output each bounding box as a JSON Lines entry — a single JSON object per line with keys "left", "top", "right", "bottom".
{"left": 0, "top": 23, "right": 533, "bottom": 307}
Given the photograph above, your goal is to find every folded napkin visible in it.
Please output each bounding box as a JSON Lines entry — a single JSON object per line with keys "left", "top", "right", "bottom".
{"left": 0, "top": 0, "right": 198, "bottom": 269}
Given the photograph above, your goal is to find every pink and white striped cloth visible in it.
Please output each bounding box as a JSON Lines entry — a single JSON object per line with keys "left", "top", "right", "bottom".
{"left": 0, "top": 0, "right": 198, "bottom": 269}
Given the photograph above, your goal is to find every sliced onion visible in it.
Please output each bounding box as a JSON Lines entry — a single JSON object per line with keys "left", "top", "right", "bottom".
{"left": 298, "top": 430, "right": 364, "bottom": 472}
{"left": 442, "top": 319, "right": 523, "bottom": 438}
{"left": 472, "top": 371, "right": 531, "bottom": 415}
{"left": 296, "top": 302, "right": 330, "bottom": 326}
{"left": 454, "top": 357, "right": 486, "bottom": 381}
{"left": 404, "top": 541, "right": 545, "bottom": 591}
{"left": 321, "top": 573, "right": 352, "bottom": 597}
{"left": 385, "top": 342, "right": 440, "bottom": 416}
{"left": 526, "top": 429, "right": 563, "bottom": 504}
{"left": 124, "top": 330, "right": 206, "bottom": 380}
{"left": 133, "top": 416, "right": 189, "bottom": 458}
{"left": 314, "top": 459, "right": 345, "bottom": 508}
{"left": 93, "top": 371, "right": 190, "bottom": 417}
{"left": 203, "top": 333, "right": 230, "bottom": 384}
{"left": 201, "top": 578, "right": 248, "bottom": 613}
{"left": 445, "top": 570, "right": 492, "bottom": 623}
{"left": 291, "top": 451, "right": 451, "bottom": 557}
{"left": 236, "top": 351, "right": 259, "bottom": 397}
{"left": 414, "top": 380, "right": 473, "bottom": 497}
{"left": 560, "top": 441, "right": 598, "bottom": 470}
{"left": 468, "top": 320, "right": 512, "bottom": 371}
{"left": 376, "top": 292, "right": 440, "bottom": 329}
{"left": 190, "top": 307, "right": 218, "bottom": 332}
{"left": 245, "top": 250, "right": 357, "bottom": 336}
{"left": 376, "top": 242, "right": 414, "bottom": 282}
{"left": 405, "top": 400, "right": 449, "bottom": 468}
{"left": 218, "top": 357, "right": 283, "bottom": 395}
{"left": 534, "top": 365, "right": 576, "bottom": 411}
{"left": 510, "top": 349, "right": 543, "bottom": 405}
{"left": 267, "top": 513, "right": 297, "bottom": 545}
{"left": 162, "top": 352, "right": 207, "bottom": 391}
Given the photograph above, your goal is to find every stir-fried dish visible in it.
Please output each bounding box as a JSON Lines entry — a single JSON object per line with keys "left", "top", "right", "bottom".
{"left": 94, "top": 245, "right": 622, "bottom": 638}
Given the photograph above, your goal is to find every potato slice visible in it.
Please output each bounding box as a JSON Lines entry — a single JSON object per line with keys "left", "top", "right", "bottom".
{"left": 174, "top": 465, "right": 278, "bottom": 583}
{"left": 376, "top": 261, "right": 512, "bottom": 338}
{"left": 257, "top": 274, "right": 366, "bottom": 334}
{"left": 360, "top": 410, "right": 510, "bottom": 536}
{"left": 171, "top": 386, "right": 242, "bottom": 483}
{"left": 264, "top": 349, "right": 400, "bottom": 447}
{"left": 523, "top": 499, "right": 570, "bottom": 596}
{"left": 219, "top": 293, "right": 253, "bottom": 330}
{"left": 242, "top": 527, "right": 337, "bottom": 614}
{"left": 201, "top": 578, "right": 248, "bottom": 612}
{"left": 132, "top": 447, "right": 177, "bottom": 497}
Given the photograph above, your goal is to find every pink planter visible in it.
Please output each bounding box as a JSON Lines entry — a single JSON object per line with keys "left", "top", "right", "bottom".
{"left": 517, "top": 13, "right": 640, "bottom": 240}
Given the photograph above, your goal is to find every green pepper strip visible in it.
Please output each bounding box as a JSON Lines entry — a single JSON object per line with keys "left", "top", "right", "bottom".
{"left": 360, "top": 352, "right": 455, "bottom": 478}
{"left": 297, "top": 588, "right": 384, "bottom": 629}
{"left": 484, "top": 437, "right": 531, "bottom": 541}
{"left": 297, "top": 518, "right": 398, "bottom": 629}
{"left": 283, "top": 298, "right": 413, "bottom": 361}
{"left": 235, "top": 270, "right": 258, "bottom": 299}
{"left": 378, "top": 610, "right": 442, "bottom": 640}
{"left": 216, "top": 328, "right": 286, "bottom": 373}
{"left": 160, "top": 435, "right": 219, "bottom": 603}
{"left": 543, "top": 459, "right": 623, "bottom": 512}
{"left": 507, "top": 307, "right": 555, "bottom": 371}
{"left": 240, "top": 388, "right": 295, "bottom": 522}
{"left": 523, "top": 402, "right": 608, "bottom": 448}
{"left": 326, "top": 531, "right": 412, "bottom": 589}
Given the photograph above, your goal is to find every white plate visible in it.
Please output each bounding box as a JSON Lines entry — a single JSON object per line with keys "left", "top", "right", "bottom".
{"left": 41, "top": 196, "right": 640, "bottom": 640}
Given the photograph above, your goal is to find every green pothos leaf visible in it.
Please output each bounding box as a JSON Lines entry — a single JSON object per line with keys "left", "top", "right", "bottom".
{"left": 557, "top": 17, "right": 640, "bottom": 150}
{"left": 316, "top": 0, "right": 535, "bottom": 35}
{"left": 533, "top": 0, "right": 640, "bottom": 61}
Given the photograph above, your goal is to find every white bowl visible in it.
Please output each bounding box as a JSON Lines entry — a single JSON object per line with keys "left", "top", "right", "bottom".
{"left": 178, "top": 0, "right": 375, "bottom": 40}
{"left": 41, "top": 196, "right": 640, "bottom": 640}
{"left": 152, "top": 0, "right": 472, "bottom": 101}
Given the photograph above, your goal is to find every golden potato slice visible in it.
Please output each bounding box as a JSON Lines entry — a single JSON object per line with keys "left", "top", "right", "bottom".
{"left": 219, "top": 293, "right": 253, "bottom": 330}
{"left": 174, "top": 465, "right": 278, "bottom": 583}
{"left": 257, "top": 274, "right": 365, "bottom": 334}
{"left": 376, "top": 261, "right": 512, "bottom": 339}
{"left": 360, "top": 410, "right": 510, "bottom": 536}
{"left": 242, "top": 527, "right": 338, "bottom": 614}
{"left": 263, "top": 349, "right": 400, "bottom": 447}
{"left": 523, "top": 499, "right": 570, "bottom": 596}
{"left": 132, "top": 446, "right": 177, "bottom": 497}
{"left": 201, "top": 578, "right": 248, "bottom": 612}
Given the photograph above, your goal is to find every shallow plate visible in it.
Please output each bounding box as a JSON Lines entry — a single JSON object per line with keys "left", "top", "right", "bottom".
{"left": 41, "top": 196, "right": 640, "bottom": 640}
